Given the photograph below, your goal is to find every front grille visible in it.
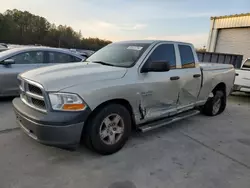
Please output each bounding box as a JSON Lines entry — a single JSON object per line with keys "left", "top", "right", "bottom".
{"left": 28, "top": 84, "right": 43, "bottom": 96}
{"left": 19, "top": 78, "right": 47, "bottom": 112}
{"left": 31, "top": 98, "right": 46, "bottom": 109}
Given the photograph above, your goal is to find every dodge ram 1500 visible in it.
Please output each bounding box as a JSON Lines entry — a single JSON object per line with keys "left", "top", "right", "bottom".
{"left": 13, "top": 40, "right": 236, "bottom": 155}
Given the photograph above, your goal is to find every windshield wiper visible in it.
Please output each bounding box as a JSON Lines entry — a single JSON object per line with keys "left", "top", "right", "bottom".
{"left": 92, "top": 61, "right": 114, "bottom": 66}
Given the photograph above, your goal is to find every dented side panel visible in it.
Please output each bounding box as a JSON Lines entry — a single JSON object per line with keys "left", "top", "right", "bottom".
{"left": 136, "top": 71, "right": 180, "bottom": 123}
{"left": 176, "top": 68, "right": 202, "bottom": 112}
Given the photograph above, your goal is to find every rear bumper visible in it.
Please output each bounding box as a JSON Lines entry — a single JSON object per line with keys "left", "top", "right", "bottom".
{"left": 233, "top": 84, "right": 250, "bottom": 93}
{"left": 12, "top": 97, "right": 91, "bottom": 148}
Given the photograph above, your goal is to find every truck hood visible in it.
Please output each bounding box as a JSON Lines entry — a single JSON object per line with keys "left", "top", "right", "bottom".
{"left": 20, "top": 62, "right": 127, "bottom": 91}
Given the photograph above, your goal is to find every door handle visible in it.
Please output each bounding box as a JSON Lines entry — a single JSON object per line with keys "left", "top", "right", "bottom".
{"left": 170, "top": 76, "right": 180, "bottom": 81}
{"left": 193, "top": 74, "right": 201, "bottom": 78}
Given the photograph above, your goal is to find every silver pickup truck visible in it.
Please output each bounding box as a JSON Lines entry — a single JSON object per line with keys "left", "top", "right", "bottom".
{"left": 13, "top": 40, "right": 235, "bottom": 155}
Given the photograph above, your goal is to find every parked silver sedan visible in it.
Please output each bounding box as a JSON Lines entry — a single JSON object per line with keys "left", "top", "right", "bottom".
{"left": 0, "top": 46, "right": 86, "bottom": 97}
{"left": 0, "top": 44, "right": 8, "bottom": 52}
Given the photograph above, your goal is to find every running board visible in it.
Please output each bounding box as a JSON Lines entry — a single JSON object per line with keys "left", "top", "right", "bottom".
{"left": 138, "top": 110, "right": 200, "bottom": 132}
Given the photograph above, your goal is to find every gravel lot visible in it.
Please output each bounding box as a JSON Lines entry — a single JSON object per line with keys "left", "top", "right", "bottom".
{"left": 0, "top": 94, "right": 250, "bottom": 188}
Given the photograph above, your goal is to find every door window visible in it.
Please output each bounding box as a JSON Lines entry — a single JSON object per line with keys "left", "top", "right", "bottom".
{"left": 71, "top": 55, "right": 82, "bottom": 62}
{"left": 147, "top": 44, "right": 176, "bottom": 69}
{"left": 242, "top": 59, "right": 250, "bottom": 69}
{"left": 178, "top": 45, "right": 195, "bottom": 68}
{"left": 48, "top": 52, "right": 81, "bottom": 63}
{"left": 10, "top": 51, "right": 44, "bottom": 64}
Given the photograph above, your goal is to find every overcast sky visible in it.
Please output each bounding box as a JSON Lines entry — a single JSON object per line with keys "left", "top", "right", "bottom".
{"left": 1, "top": 0, "right": 249, "bottom": 47}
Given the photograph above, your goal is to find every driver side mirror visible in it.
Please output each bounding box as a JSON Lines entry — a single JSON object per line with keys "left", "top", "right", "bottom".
{"left": 141, "top": 61, "right": 170, "bottom": 73}
{"left": 2, "top": 59, "right": 15, "bottom": 65}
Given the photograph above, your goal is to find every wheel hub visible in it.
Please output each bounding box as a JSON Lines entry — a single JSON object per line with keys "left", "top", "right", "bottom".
{"left": 99, "top": 114, "right": 125, "bottom": 145}
{"left": 212, "top": 98, "right": 221, "bottom": 115}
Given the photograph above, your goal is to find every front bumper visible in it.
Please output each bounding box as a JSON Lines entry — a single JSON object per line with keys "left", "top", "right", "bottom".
{"left": 12, "top": 97, "right": 91, "bottom": 148}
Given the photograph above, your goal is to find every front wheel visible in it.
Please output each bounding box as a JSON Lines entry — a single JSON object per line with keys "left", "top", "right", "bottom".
{"left": 202, "top": 90, "right": 226, "bottom": 116}
{"left": 84, "top": 104, "right": 132, "bottom": 155}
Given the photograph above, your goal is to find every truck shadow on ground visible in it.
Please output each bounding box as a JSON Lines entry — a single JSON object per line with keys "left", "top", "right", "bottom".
{"left": 229, "top": 93, "right": 250, "bottom": 105}
{"left": 0, "top": 96, "right": 15, "bottom": 102}
{"left": 15, "top": 114, "right": 193, "bottom": 162}
{"left": 75, "top": 117, "right": 193, "bottom": 157}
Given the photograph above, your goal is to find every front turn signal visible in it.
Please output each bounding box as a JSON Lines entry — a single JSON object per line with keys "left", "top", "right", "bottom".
{"left": 62, "top": 103, "right": 86, "bottom": 111}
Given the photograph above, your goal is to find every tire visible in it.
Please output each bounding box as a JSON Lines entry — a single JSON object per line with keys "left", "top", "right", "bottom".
{"left": 84, "top": 104, "right": 132, "bottom": 155}
{"left": 202, "top": 90, "right": 226, "bottom": 116}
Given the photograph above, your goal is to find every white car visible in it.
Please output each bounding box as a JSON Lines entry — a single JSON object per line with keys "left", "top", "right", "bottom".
{"left": 0, "top": 44, "right": 8, "bottom": 52}
{"left": 234, "top": 59, "right": 250, "bottom": 93}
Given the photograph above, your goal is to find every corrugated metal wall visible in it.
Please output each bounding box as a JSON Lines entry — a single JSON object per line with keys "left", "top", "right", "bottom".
{"left": 207, "top": 13, "right": 250, "bottom": 65}
{"left": 213, "top": 14, "right": 250, "bottom": 28}
{"left": 215, "top": 28, "right": 250, "bottom": 61}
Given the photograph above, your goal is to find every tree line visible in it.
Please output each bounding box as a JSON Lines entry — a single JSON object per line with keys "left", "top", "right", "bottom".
{"left": 0, "top": 9, "right": 112, "bottom": 51}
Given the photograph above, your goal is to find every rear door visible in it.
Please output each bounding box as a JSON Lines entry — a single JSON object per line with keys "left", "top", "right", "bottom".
{"left": 176, "top": 44, "right": 202, "bottom": 112}
{"left": 0, "top": 51, "right": 45, "bottom": 96}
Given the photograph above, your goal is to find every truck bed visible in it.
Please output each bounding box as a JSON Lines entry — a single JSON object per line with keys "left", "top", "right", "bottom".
{"left": 197, "top": 51, "right": 243, "bottom": 68}
{"left": 198, "top": 62, "right": 235, "bottom": 101}
{"left": 200, "top": 62, "right": 234, "bottom": 71}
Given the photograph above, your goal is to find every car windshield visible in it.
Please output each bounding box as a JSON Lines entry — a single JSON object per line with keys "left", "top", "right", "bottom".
{"left": 86, "top": 42, "right": 151, "bottom": 67}
{"left": 242, "top": 59, "right": 250, "bottom": 69}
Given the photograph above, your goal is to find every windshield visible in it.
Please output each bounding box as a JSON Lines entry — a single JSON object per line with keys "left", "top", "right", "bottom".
{"left": 86, "top": 42, "right": 151, "bottom": 67}
{"left": 242, "top": 59, "right": 250, "bottom": 69}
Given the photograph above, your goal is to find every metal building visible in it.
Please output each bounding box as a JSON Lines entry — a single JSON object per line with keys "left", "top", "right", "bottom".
{"left": 207, "top": 13, "right": 250, "bottom": 62}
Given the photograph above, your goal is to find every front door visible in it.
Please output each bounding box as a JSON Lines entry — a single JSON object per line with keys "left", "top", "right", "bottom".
{"left": 0, "top": 51, "right": 45, "bottom": 96}
{"left": 138, "top": 43, "right": 180, "bottom": 122}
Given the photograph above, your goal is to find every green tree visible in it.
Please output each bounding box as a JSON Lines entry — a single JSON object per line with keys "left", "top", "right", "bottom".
{"left": 0, "top": 9, "right": 111, "bottom": 50}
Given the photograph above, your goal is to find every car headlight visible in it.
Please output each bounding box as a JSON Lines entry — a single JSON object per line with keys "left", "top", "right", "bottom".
{"left": 49, "top": 93, "right": 86, "bottom": 111}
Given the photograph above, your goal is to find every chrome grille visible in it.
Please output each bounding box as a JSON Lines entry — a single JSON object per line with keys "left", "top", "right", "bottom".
{"left": 31, "top": 98, "right": 46, "bottom": 109}
{"left": 28, "top": 84, "right": 43, "bottom": 96}
{"left": 19, "top": 78, "right": 47, "bottom": 113}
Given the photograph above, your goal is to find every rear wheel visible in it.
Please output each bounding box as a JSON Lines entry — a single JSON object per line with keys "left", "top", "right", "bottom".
{"left": 202, "top": 90, "right": 226, "bottom": 116}
{"left": 84, "top": 104, "right": 132, "bottom": 155}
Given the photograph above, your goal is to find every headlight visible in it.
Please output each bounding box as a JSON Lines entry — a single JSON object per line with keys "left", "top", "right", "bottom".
{"left": 49, "top": 93, "right": 86, "bottom": 111}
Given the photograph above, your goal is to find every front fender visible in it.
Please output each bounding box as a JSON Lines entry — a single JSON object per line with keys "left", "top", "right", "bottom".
{"left": 61, "top": 79, "right": 142, "bottom": 123}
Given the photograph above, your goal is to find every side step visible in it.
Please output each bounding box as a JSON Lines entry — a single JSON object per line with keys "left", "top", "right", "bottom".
{"left": 138, "top": 110, "right": 200, "bottom": 132}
